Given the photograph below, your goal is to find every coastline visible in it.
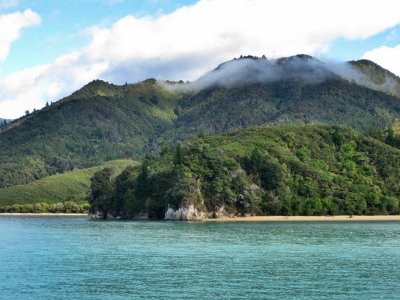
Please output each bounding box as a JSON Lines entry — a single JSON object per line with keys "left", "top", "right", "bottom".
{"left": 0, "top": 213, "right": 88, "bottom": 217}
{"left": 1, "top": 213, "right": 400, "bottom": 221}
{"left": 201, "top": 215, "right": 400, "bottom": 222}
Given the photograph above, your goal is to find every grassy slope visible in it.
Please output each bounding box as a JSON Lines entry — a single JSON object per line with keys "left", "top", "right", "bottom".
{"left": 0, "top": 159, "right": 139, "bottom": 206}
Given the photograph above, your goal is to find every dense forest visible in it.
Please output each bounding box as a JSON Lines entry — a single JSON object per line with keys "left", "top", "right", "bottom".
{"left": 0, "top": 79, "right": 179, "bottom": 187}
{"left": 1, "top": 55, "right": 400, "bottom": 218}
{"left": 1, "top": 55, "right": 400, "bottom": 189}
{"left": 89, "top": 125, "right": 400, "bottom": 219}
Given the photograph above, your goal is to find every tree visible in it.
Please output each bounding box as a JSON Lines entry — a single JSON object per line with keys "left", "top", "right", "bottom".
{"left": 249, "top": 148, "right": 264, "bottom": 174}
{"left": 113, "top": 165, "right": 137, "bottom": 215}
{"left": 90, "top": 167, "right": 113, "bottom": 219}
{"left": 386, "top": 126, "right": 400, "bottom": 148}
{"left": 248, "top": 148, "right": 284, "bottom": 190}
{"left": 197, "top": 128, "right": 205, "bottom": 138}
{"left": 133, "top": 161, "right": 151, "bottom": 213}
{"left": 169, "top": 164, "right": 196, "bottom": 208}
{"left": 258, "top": 160, "right": 284, "bottom": 190}
{"left": 174, "top": 143, "right": 183, "bottom": 165}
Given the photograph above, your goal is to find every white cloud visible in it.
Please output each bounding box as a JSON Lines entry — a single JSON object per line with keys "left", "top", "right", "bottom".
{"left": 2, "top": 0, "right": 400, "bottom": 118}
{"left": 0, "top": 52, "right": 109, "bottom": 117}
{"left": 362, "top": 45, "right": 400, "bottom": 77}
{"left": 0, "top": 9, "right": 41, "bottom": 62}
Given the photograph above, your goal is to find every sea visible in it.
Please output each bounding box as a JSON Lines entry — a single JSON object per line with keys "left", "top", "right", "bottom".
{"left": 0, "top": 216, "right": 399, "bottom": 299}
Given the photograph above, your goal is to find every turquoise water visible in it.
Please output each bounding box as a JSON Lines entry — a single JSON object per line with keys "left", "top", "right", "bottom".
{"left": 0, "top": 217, "right": 400, "bottom": 299}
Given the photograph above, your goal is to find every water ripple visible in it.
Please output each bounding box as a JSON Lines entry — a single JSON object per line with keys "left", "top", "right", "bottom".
{"left": 0, "top": 217, "right": 399, "bottom": 299}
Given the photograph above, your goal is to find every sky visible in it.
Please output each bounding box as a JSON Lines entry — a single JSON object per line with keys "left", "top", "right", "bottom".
{"left": 1, "top": 0, "right": 400, "bottom": 119}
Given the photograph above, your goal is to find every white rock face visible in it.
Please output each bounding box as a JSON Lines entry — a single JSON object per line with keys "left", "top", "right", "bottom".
{"left": 215, "top": 205, "right": 229, "bottom": 218}
{"left": 164, "top": 204, "right": 234, "bottom": 221}
{"left": 207, "top": 204, "right": 230, "bottom": 218}
{"left": 164, "top": 205, "right": 206, "bottom": 221}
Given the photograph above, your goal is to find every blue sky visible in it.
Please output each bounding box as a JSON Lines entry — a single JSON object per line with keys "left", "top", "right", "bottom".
{"left": 1, "top": 0, "right": 400, "bottom": 118}
{"left": 0, "top": 0, "right": 198, "bottom": 77}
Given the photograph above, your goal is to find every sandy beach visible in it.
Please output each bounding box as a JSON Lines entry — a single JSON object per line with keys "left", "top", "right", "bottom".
{"left": 202, "top": 215, "right": 400, "bottom": 222}
{"left": 0, "top": 213, "right": 88, "bottom": 216}
{"left": 1, "top": 214, "right": 400, "bottom": 221}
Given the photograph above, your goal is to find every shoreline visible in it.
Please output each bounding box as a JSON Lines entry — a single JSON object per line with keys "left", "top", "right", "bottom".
{"left": 0, "top": 213, "right": 88, "bottom": 217}
{"left": 1, "top": 213, "right": 400, "bottom": 221}
{"left": 201, "top": 215, "right": 400, "bottom": 222}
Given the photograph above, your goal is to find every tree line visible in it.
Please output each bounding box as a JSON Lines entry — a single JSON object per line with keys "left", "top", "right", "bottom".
{"left": 89, "top": 125, "right": 400, "bottom": 219}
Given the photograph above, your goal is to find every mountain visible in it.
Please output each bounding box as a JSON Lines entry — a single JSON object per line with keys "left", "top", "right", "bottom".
{"left": 1, "top": 55, "right": 400, "bottom": 188}
{"left": 0, "top": 79, "right": 180, "bottom": 187}
{"left": 348, "top": 59, "right": 400, "bottom": 98}
{"left": 90, "top": 125, "right": 400, "bottom": 219}
{"left": 159, "top": 55, "right": 400, "bottom": 142}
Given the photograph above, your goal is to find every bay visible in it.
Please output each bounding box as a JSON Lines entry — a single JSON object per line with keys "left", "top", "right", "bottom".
{"left": 0, "top": 217, "right": 400, "bottom": 299}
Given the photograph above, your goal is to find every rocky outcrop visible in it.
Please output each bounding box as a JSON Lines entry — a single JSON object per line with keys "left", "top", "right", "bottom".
{"left": 164, "top": 205, "right": 207, "bottom": 221}
{"left": 92, "top": 204, "right": 238, "bottom": 221}
{"left": 164, "top": 204, "right": 238, "bottom": 221}
{"left": 207, "top": 204, "right": 231, "bottom": 218}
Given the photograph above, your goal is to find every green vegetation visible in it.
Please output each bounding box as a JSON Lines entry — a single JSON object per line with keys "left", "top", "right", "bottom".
{"left": 0, "top": 79, "right": 179, "bottom": 188}
{"left": 1, "top": 55, "right": 400, "bottom": 192}
{"left": 349, "top": 59, "right": 400, "bottom": 98}
{"left": 169, "top": 78, "right": 400, "bottom": 142}
{"left": 385, "top": 121, "right": 400, "bottom": 149}
{"left": 89, "top": 167, "right": 114, "bottom": 218}
{"left": 0, "top": 201, "right": 90, "bottom": 214}
{"left": 91, "top": 125, "right": 400, "bottom": 219}
{"left": 0, "top": 160, "right": 138, "bottom": 208}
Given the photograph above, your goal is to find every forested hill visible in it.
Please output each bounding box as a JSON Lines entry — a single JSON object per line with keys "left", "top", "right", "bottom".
{"left": 1, "top": 55, "right": 400, "bottom": 188}
{"left": 0, "top": 79, "right": 180, "bottom": 187}
{"left": 165, "top": 55, "right": 400, "bottom": 140}
{"left": 349, "top": 59, "right": 400, "bottom": 98}
{"left": 89, "top": 125, "right": 400, "bottom": 219}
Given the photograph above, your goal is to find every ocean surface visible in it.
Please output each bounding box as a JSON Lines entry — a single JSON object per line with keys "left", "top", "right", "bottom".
{"left": 0, "top": 217, "right": 399, "bottom": 299}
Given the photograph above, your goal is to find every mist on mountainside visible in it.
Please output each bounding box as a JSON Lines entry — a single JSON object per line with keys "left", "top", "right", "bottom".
{"left": 161, "top": 54, "right": 400, "bottom": 98}
{"left": 1, "top": 54, "right": 400, "bottom": 188}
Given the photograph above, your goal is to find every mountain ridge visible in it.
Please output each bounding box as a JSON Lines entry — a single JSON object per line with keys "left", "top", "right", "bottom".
{"left": 1, "top": 55, "right": 400, "bottom": 188}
